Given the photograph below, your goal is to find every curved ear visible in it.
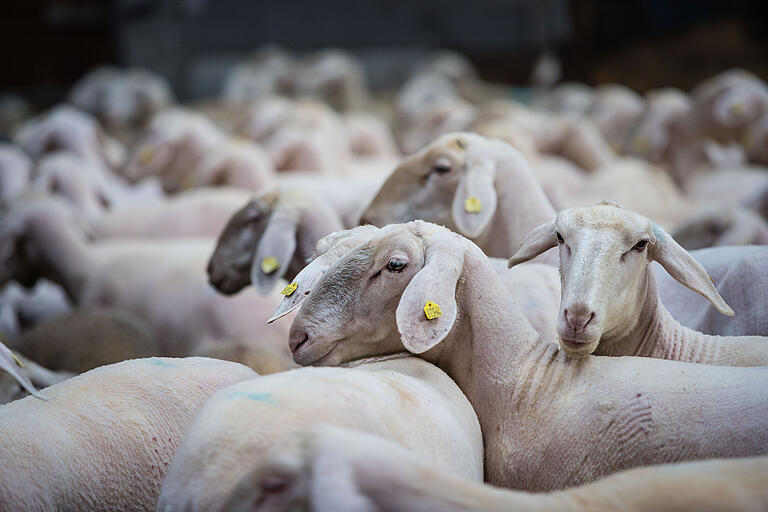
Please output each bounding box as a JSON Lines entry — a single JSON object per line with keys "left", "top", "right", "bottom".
{"left": 508, "top": 220, "right": 557, "bottom": 268}
{"left": 251, "top": 213, "right": 297, "bottom": 295}
{"left": 451, "top": 159, "right": 497, "bottom": 238}
{"left": 0, "top": 340, "right": 45, "bottom": 400}
{"left": 652, "top": 227, "right": 735, "bottom": 316}
{"left": 396, "top": 247, "right": 463, "bottom": 354}
{"left": 267, "top": 254, "right": 328, "bottom": 323}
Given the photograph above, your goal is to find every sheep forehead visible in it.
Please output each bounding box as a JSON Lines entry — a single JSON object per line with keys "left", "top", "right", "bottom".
{"left": 558, "top": 205, "right": 653, "bottom": 241}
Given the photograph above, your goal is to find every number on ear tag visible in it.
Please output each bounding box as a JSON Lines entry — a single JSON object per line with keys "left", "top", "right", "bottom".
{"left": 261, "top": 257, "right": 280, "bottom": 274}
{"left": 424, "top": 300, "right": 442, "bottom": 320}
{"left": 464, "top": 197, "right": 482, "bottom": 213}
{"left": 281, "top": 282, "right": 298, "bottom": 296}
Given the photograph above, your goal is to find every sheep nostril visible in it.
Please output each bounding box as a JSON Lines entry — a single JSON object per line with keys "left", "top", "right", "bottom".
{"left": 565, "top": 309, "right": 596, "bottom": 333}
{"left": 289, "top": 333, "right": 309, "bottom": 353}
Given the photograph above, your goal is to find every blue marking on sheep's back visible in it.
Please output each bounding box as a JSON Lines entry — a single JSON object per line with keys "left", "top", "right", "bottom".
{"left": 228, "top": 391, "right": 276, "bottom": 404}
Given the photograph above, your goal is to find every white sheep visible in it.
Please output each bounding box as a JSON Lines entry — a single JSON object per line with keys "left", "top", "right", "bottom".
{"left": 0, "top": 356, "right": 255, "bottom": 511}
{"left": 207, "top": 188, "right": 344, "bottom": 295}
{"left": 222, "top": 47, "right": 294, "bottom": 104}
{"left": 0, "top": 196, "right": 292, "bottom": 361}
{"left": 191, "top": 139, "right": 274, "bottom": 190}
{"left": 280, "top": 221, "right": 768, "bottom": 490}
{"left": 69, "top": 66, "right": 173, "bottom": 136}
{"left": 13, "top": 105, "right": 126, "bottom": 170}
{"left": 293, "top": 49, "right": 369, "bottom": 110}
{"left": 342, "top": 112, "right": 400, "bottom": 158}
{"left": 232, "top": 425, "right": 768, "bottom": 512}
{"left": 509, "top": 202, "right": 768, "bottom": 365}
{"left": 361, "top": 133, "right": 558, "bottom": 261}
{"left": 587, "top": 83, "right": 645, "bottom": 151}
{"left": 122, "top": 108, "right": 225, "bottom": 191}
{"left": 156, "top": 353, "right": 482, "bottom": 512}
{"left": 656, "top": 245, "right": 768, "bottom": 337}
{"left": 0, "top": 280, "right": 71, "bottom": 343}
{"left": 0, "top": 144, "right": 32, "bottom": 202}
{"left": 671, "top": 204, "right": 768, "bottom": 249}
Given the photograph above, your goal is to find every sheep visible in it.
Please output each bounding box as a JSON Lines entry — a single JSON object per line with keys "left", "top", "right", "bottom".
{"left": 532, "top": 81, "right": 594, "bottom": 116}
{"left": 509, "top": 202, "right": 768, "bottom": 365}
{"left": 397, "top": 95, "right": 478, "bottom": 155}
{"left": 222, "top": 46, "right": 295, "bottom": 104}
{"left": 689, "top": 69, "right": 768, "bottom": 145}
{"left": 342, "top": 112, "right": 400, "bottom": 158}
{"left": 92, "top": 186, "right": 252, "bottom": 239}
{"left": 231, "top": 425, "right": 768, "bottom": 512}
{"left": 69, "top": 67, "right": 173, "bottom": 138}
{"left": 671, "top": 204, "right": 768, "bottom": 249}
{"left": 32, "top": 151, "right": 112, "bottom": 219}
{"left": 744, "top": 113, "right": 768, "bottom": 164}
{"left": 263, "top": 224, "right": 560, "bottom": 346}
{"left": 8, "top": 307, "right": 157, "bottom": 373}
{"left": 13, "top": 105, "right": 126, "bottom": 170}
{"left": 655, "top": 245, "right": 768, "bottom": 338}
{"left": 623, "top": 87, "right": 691, "bottom": 166}
{"left": 0, "top": 356, "right": 255, "bottom": 511}
{"left": 191, "top": 139, "right": 274, "bottom": 190}
{"left": 0, "top": 196, "right": 292, "bottom": 360}
{"left": 293, "top": 49, "right": 369, "bottom": 111}
{"left": 122, "top": 108, "right": 225, "bottom": 191}
{"left": 0, "top": 280, "right": 71, "bottom": 342}
{"left": 0, "top": 144, "right": 32, "bottom": 202}
{"left": 207, "top": 188, "right": 344, "bottom": 295}
{"left": 361, "top": 133, "right": 558, "bottom": 262}
{"left": 156, "top": 353, "right": 483, "bottom": 512}
{"left": 280, "top": 220, "right": 768, "bottom": 490}
{"left": 586, "top": 84, "right": 645, "bottom": 151}
{"left": 0, "top": 94, "right": 31, "bottom": 139}
{"left": 235, "top": 98, "right": 351, "bottom": 175}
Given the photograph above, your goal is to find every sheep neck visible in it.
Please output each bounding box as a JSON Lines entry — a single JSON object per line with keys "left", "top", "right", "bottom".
{"left": 27, "top": 214, "right": 91, "bottom": 302}
{"left": 597, "top": 268, "right": 746, "bottom": 365}
{"left": 482, "top": 158, "right": 557, "bottom": 263}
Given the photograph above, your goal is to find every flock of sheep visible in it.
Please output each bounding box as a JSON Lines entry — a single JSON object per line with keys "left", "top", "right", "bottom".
{"left": 2, "top": 47, "right": 768, "bottom": 511}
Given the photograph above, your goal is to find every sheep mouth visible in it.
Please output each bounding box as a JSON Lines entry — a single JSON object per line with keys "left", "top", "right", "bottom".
{"left": 292, "top": 337, "right": 342, "bottom": 366}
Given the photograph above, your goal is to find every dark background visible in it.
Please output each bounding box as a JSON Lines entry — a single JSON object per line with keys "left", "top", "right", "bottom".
{"left": 1, "top": 0, "right": 765, "bottom": 104}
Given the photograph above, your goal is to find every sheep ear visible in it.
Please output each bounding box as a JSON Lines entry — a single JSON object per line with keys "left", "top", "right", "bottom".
{"left": 267, "top": 255, "right": 327, "bottom": 323}
{"left": 251, "top": 214, "right": 297, "bottom": 295}
{"left": 451, "top": 160, "right": 497, "bottom": 238}
{"left": 396, "top": 248, "right": 463, "bottom": 354}
{"left": 652, "top": 227, "right": 735, "bottom": 316}
{"left": 0, "top": 341, "right": 45, "bottom": 400}
{"left": 508, "top": 220, "right": 557, "bottom": 267}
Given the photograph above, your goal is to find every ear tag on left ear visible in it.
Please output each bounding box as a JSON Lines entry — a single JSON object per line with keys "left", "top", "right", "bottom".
{"left": 281, "top": 282, "right": 298, "bottom": 296}
{"left": 261, "top": 257, "right": 280, "bottom": 274}
{"left": 464, "top": 197, "right": 482, "bottom": 213}
{"left": 424, "top": 300, "right": 443, "bottom": 320}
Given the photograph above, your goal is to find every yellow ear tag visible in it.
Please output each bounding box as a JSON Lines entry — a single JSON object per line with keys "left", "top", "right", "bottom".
{"left": 261, "top": 257, "right": 280, "bottom": 274}
{"left": 181, "top": 174, "right": 196, "bottom": 190}
{"left": 729, "top": 102, "right": 745, "bottom": 115}
{"left": 11, "top": 352, "right": 23, "bottom": 368}
{"left": 633, "top": 135, "right": 650, "bottom": 153}
{"left": 464, "top": 197, "right": 482, "bottom": 214}
{"left": 424, "top": 300, "right": 442, "bottom": 320}
{"left": 138, "top": 147, "right": 155, "bottom": 165}
{"left": 281, "top": 282, "right": 298, "bottom": 296}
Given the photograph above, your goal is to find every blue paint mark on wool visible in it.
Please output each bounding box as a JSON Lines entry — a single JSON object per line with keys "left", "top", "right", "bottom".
{"left": 228, "top": 391, "right": 276, "bottom": 404}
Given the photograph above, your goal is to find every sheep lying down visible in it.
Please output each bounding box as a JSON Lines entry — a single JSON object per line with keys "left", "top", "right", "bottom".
{"left": 275, "top": 221, "right": 768, "bottom": 490}
{"left": 0, "top": 356, "right": 256, "bottom": 511}
{"left": 228, "top": 425, "right": 768, "bottom": 512}
{"left": 157, "top": 354, "right": 482, "bottom": 512}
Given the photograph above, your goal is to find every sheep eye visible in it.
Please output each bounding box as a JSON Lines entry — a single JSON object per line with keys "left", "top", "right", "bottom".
{"left": 387, "top": 258, "right": 406, "bottom": 272}
{"left": 432, "top": 163, "right": 451, "bottom": 175}
{"left": 556, "top": 232, "right": 564, "bottom": 243}
{"left": 633, "top": 240, "right": 648, "bottom": 251}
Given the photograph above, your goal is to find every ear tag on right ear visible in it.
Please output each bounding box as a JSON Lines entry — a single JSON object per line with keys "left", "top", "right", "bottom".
{"left": 464, "top": 197, "right": 482, "bottom": 213}
{"left": 424, "top": 301, "right": 442, "bottom": 320}
{"left": 138, "top": 147, "right": 155, "bottom": 165}
{"left": 281, "top": 282, "right": 298, "bottom": 296}
{"left": 261, "top": 257, "right": 280, "bottom": 274}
